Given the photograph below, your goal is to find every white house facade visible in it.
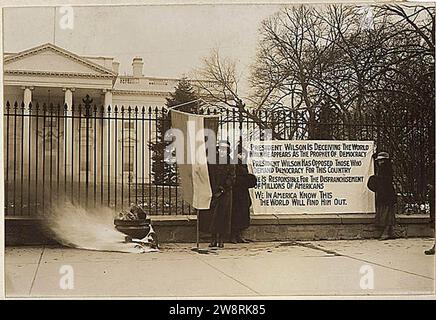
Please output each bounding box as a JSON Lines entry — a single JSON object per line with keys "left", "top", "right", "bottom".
{"left": 3, "top": 43, "right": 183, "bottom": 185}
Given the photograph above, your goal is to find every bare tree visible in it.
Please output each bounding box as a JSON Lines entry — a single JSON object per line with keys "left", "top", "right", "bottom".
{"left": 195, "top": 3, "right": 434, "bottom": 207}
{"left": 377, "top": 4, "right": 434, "bottom": 57}
{"left": 195, "top": 49, "right": 283, "bottom": 138}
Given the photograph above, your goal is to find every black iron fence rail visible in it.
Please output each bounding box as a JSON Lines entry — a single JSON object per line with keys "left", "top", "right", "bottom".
{"left": 3, "top": 100, "right": 434, "bottom": 216}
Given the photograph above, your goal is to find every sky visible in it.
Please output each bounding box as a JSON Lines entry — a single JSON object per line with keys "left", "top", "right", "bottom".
{"left": 3, "top": 4, "right": 284, "bottom": 93}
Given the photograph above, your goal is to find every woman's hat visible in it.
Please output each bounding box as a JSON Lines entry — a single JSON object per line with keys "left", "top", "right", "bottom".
{"left": 217, "top": 140, "right": 231, "bottom": 148}
{"left": 375, "top": 152, "right": 390, "bottom": 161}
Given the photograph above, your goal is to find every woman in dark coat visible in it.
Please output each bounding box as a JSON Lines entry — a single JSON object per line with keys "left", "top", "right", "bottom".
{"left": 230, "top": 148, "right": 257, "bottom": 243}
{"left": 208, "top": 141, "right": 236, "bottom": 248}
{"left": 425, "top": 159, "right": 435, "bottom": 255}
{"left": 373, "top": 152, "right": 396, "bottom": 240}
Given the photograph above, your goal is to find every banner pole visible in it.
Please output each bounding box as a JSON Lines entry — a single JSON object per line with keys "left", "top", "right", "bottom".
{"left": 191, "top": 209, "right": 214, "bottom": 254}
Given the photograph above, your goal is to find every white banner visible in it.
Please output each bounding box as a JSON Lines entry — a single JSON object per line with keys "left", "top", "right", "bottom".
{"left": 171, "top": 109, "right": 219, "bottom": 210}
{"left": 248, "top": 140, "right": 376, "bottom": 214}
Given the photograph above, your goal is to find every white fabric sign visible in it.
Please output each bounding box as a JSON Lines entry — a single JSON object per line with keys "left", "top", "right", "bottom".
{"left": 171, "top": 109, "right": 218, "bottom": 210}
{"left": 248, "top": 140, "right": 376, "bottom": 214}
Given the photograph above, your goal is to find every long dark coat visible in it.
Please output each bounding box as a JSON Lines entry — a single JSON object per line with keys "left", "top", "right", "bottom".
{"left": 429, "top": 162, "right": 435, "bottom": 226}
{"left": 374, "top": 161, "right": 396, "bottom": 227}
{"left": 208, "top": 158, "right": 236, "bottom": 235}
{"left": 231, "top": 164, "right": 254, "bottom": 233}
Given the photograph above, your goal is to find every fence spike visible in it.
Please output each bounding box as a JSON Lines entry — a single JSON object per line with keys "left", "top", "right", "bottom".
{"left": 6, "top": 101, "right": 10, "bottom": 110}
{"left": 28, "top": 102, "right": 32, "bottom": 111}
{"left": 14, "top": 101, "right": 18, "bottom": 110}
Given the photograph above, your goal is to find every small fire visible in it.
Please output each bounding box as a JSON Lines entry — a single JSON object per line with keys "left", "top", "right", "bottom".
{"left": 43, "top": 201, "right": 151, "bottom": 253}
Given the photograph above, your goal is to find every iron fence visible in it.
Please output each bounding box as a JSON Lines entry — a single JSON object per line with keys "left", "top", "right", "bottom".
{"left": 3, "top": 98, "right": 434, "bottom": 216}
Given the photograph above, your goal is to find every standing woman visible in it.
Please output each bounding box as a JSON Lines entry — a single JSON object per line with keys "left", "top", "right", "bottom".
{"left": 373, "top": 152, "right": 396, "bottom": 240}
{"left": 425, "top": 159, "right": 435, "bottom": 255}
{"left": 230, "top": 146, "right": 257, "bottom": 243}
{"left": 208, "top": 141, "right": 236, "bottom": 248}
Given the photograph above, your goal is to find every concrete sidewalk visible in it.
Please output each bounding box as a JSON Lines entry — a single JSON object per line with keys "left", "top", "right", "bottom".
{"left": 5, "top": 238, "right": 436, "bottom": 298}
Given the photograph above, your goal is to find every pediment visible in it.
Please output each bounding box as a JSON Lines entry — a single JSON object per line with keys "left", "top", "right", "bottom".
{"left": 4, "top": 43, "right": 116, "bottom": 77}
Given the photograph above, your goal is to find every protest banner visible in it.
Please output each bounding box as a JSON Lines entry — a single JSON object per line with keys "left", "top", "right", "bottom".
{"left": 248, "top": 140, "right": 376, "bottom": 214}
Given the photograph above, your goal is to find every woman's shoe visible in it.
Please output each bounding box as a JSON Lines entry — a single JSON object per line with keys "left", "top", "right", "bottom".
{"left": 379, "top": 233, "right": 390, "bottom": 240}
{"left": 216, "top": 234, "right": 224, "bottom": 248}
{"left": 387, "top": 226, "right": 396, "bottom": 239}
{"left": 379, "top": 226, "right": 391, "bottom": 240}
{"left": 209, "top": 234, "right": 218, "bottom": 247}
{"left": 230, "top": 234, "right": 238, "bottom": 244}
{"left": 236, "top": 236, "right": 249, "bottom": 243}
{"left": 209, "top": 241, "right": 217, "bottom": 248}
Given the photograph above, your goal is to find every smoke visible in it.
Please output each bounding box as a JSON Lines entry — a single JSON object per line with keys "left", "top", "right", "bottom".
{"left": 42, "top": 201, "right": 149, "bottom": 253}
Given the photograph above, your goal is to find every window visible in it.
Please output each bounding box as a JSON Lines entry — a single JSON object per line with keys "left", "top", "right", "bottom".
{"left": 123, "top": 121, "right": 135, "bottom": 130}
{"left": 44, "top": 117, "right": 58, "bottom": 128}
{"left": 80, "top": 118, "right": 93, "bottom": 129}
{"left": 80, "top": 144, "right": 92, "bottom": 172}
{"left": 123, "top": 146, "right": 134, "bottom": 172}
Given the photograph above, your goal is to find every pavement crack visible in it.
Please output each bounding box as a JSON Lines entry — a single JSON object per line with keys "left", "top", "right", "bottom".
{"left": 279, "top": 241, "right": 341, "bottom": 256}
{"left": 28, "top": 246, "right": 45, "bottom": 295}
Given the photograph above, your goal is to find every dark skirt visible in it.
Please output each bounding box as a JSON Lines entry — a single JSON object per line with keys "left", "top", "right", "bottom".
{"left": 375, "top": 203, "right": 395, "bottom": 227}
{"left": 430, "top": 190, "right": 435, "bottom": 223}
{"left": 231, "top": 189, "right": 251, "bottom": 233}
{"left": 209, "top": 190, "right": 233, "bottom": 235}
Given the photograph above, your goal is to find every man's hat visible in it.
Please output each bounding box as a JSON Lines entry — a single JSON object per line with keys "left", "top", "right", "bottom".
{"left": 375, "top": 151, "right": 390, "bottom": 161}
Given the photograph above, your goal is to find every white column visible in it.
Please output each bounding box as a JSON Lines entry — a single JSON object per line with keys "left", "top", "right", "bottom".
{"left": 136, "top": 109, "right": 144, "bottom": 184}
{"left": 103, "top": 89, "right": 114, "bottom": 184}
{"left": 23, "top": 87, "right": 33, "bottom": 107}
{"left": 22, "top": 86, "right": 33, "bottom": 179}
{"left": 104, "top": 89, "right": 112, "bottom": 108}
{"left": 63, "top": 88, "right": 75, "bottom": 179}
{"left": 139, "top": 109, "right": 151, "bottom": 184}
{"left": 64, "top": 88, "right": 73, "bottom": 108}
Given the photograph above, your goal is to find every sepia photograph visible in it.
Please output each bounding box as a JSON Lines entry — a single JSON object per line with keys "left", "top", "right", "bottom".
{"left": 1, "top": 0, "right": 435, "bottom": 301}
